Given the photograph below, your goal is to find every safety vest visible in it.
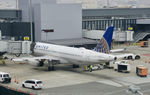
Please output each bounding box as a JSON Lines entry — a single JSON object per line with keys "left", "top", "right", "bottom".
{"left": 90, "top": 65, "right": 93, "bottom": 68}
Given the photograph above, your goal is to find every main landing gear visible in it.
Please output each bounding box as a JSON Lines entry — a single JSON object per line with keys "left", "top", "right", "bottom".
{"left": 72, "top": 64, "right": 80, "bottom": 68}
{"left": 48, "top": 60, "right": 60, "bottom": 71}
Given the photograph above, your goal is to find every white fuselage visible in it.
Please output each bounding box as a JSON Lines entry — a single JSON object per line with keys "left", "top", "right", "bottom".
{"left": 34, "top": 42, "right": 115, "bottom": 65}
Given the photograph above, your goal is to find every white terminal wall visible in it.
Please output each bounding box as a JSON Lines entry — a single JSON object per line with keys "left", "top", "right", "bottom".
{"left": 18, "top": 0, "right": 57, "bottom": 22}
{"left": 34, "top": 4, "right": 82, "bottom": 41}
{"left": 18, "top": 0, "right": 82, "bottom": 41}
{"left": 18, "top": 0, "right": 30, "bottom": 22}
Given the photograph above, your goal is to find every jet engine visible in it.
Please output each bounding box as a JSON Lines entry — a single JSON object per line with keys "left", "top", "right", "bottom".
{"left": 28, "top": 60, "right": 44, "bottom": 67}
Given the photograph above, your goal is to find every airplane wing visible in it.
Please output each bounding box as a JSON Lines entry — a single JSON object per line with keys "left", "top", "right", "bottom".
{"left": 11, "top": 55, "right": 69, "bottom": 66}
{"left": 110, "top": 48, "right": 126, "bottom": 53}
{"left": 12, "top": 56, "right": 56, "bottom": 62}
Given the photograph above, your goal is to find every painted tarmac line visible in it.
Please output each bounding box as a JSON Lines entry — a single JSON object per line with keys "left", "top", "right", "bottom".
{"left": 96, "top": 80, "right": 123, "bottom": 87}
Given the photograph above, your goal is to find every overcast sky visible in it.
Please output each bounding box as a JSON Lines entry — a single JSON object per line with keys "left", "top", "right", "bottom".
{"left": 0, "top": 0, "right": 150, "bottom": 9}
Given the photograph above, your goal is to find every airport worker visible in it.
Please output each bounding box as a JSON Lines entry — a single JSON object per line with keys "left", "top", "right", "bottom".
{"left": 89, "top": 65, "right": 93, "bottom": 72}
{"left": 1, "top": 56, "right": 5, "bottom": 64}
{"left": 103, "top": 63, "right": 106, "bottom": 68}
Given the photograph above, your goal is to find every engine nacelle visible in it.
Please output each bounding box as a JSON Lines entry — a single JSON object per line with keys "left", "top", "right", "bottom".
{"left": 28, "top": 60, "right": 44, "bottom": 67}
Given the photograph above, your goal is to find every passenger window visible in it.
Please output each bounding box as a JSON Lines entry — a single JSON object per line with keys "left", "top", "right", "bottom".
{"left": 28, "top": 81, "right": 32, "bottom": 84}
{"left": 25, "top": 80, "right": 35, "bottom": 84}
{"left": 37, "top": 81, "right": 42, "bottom": 84}
{"left": 25, "top": 81, "right": 29, "bottom": 83}
{"left": 27, "top": 81, "right": 35, "bottom": 84}
{"left": 31, "top": 81, "right": 35, "bottom": 84}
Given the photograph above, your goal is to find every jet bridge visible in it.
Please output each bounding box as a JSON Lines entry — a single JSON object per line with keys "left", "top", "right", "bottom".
{"left": 0, "top": 41, "right": 31, "bottom": 56}
{"left": 0, "top": 41, "right": 8, "bottom": 56}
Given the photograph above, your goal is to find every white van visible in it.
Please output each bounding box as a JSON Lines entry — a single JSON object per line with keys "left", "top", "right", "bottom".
{"left": 22, "top": 79, "right": 43, "bottom": 89}
{"left": 0, "top": 72, "right": 11, "bottom": 83}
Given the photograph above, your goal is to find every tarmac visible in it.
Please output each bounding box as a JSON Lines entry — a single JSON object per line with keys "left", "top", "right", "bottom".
{"left": 0, "top": 44, "right": 150, "bottom": 95}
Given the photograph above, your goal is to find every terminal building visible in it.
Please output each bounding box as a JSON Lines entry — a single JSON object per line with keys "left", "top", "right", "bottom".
{"left": 82, "top": 8, "right": 150, "bottom": 42}
{"left": 0, "top": 1, "right": 150, "bottom": 44}
{"left": 18, "top": 0, "right": 82, "bottom": 42}
{"left": 0, "top": 0, "right": 82, "bottom": 42}
{"left": 0, "top": 9, "right": 32, "bottom": 41}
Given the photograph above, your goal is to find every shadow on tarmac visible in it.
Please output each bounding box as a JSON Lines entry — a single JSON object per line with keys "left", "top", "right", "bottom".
{"left": 32, "top": 64, "right": 113, "bottom": 80}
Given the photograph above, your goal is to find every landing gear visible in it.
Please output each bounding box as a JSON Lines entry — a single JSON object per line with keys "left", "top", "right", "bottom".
{"left": 47, "top": 60, "right": 60, "bottom": 71}
{"left": 38, "top": 60, "right": 44, "bottom": 67}
{"left": 48, "top": 65, "right": 55, "bottom": 71}
{"left": 72, "top": 64, "right": 79, "bottom": 68}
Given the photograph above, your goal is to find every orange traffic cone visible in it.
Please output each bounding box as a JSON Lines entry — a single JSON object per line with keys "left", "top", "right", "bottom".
{"left": 14, "top": 76, "right": 17, "bottom": 83}
{"left": 14, "top": 76, "right": 19, "bottom": 84}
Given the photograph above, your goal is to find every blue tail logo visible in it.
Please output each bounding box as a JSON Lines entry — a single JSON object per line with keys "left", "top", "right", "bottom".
{"left": 94, "top": 26, "right": 114, "bottom": 54}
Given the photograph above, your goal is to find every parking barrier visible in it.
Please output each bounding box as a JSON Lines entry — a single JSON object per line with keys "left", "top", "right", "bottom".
{"left": 11, "top": 87, "right": 16, "bottom": 91}
{"left": 24, "top": 91, "right": 28, "bottom": 93}
{"left": 17, "top": 89, "right": 22, "bottom": 92}
{"left": 0, "top": 84, "right": 35, "bottom": 95}
{"left": 30, "top": 93, "right": 35, "bottom": 95}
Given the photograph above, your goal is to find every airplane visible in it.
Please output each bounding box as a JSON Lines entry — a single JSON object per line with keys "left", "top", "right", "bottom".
{"left": 12, "top": 26, "right": 117, "bottom": 71}
{"left": 0, "top": 52, "right": 6, "bottom": 57}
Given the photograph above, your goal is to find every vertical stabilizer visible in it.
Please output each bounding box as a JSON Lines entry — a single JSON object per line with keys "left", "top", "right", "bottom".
{"left": 94, "top": 26, "right": 114, "bottom": 53}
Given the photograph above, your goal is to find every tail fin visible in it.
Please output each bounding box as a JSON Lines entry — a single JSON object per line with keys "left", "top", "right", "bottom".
{"left": 94, "top": 26, "right": 114, "bottom": 54}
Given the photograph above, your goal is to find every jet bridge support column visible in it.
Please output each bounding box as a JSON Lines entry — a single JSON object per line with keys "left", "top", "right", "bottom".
{"left": 48, "top": 60, "right": 55, "bottom": 71}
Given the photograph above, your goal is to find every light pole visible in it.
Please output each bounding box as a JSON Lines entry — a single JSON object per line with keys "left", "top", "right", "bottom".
{"left": 16, "top": 0, "right": 18, "bottom": 9}
{"left": 29, "top": 0, "right": 33, "bottom": 42}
